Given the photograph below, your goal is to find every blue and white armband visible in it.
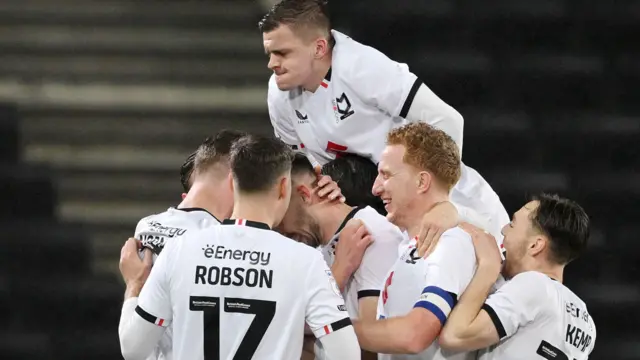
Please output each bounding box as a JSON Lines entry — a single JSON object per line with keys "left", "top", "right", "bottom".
{"left": 413, "top": 286, "right": 457, "bottom": 326}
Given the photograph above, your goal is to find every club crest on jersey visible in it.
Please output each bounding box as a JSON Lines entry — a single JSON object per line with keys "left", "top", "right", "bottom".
{"left": 400, "top": 246, "right": 421, "bottom": 265}
{"left": 325, "top": 270, "right": 343, "bottom": 299}
{"left": 295, "top": 110, "right": 309, "bottom": 124}
{"left": 332, "top": 93, "right": 355, "bottom": 123}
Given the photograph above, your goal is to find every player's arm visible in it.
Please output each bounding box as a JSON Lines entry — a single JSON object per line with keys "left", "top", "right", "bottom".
{"left": 440, "top": 271, "right": 547, "bottom": 352}
{"left": 305, "top": 253, "right": 361, "bottom": 360}
{"left": 347, "top": 51, "right": 463, "bottom": 152}
{"left": 354, "top": 223, "right": 402, "bottom": 322}
{"left": 119, "top": 241, "right": 176, "bottom": 360}
{"left": 353, "top": 231, "right": 475, "bottom": 354}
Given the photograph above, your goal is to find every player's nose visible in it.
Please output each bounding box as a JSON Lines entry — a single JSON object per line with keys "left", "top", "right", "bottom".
{"left": 267, "top": 55, "right": 280, "bottom": 71}
{"left": 372, "top": 177, "right": 382, "bottom": 196}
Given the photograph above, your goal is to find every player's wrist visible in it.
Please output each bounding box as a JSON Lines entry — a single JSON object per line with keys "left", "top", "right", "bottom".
{"left": 124, "top": 281, "right": 144, "bottom": 299}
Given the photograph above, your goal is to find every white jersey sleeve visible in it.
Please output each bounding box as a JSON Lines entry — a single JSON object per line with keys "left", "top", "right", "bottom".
{"left": 482, "top": 271, "right": 549, "bottom": 339}
{"left": 305, "top": 251, "right": 352, "bottom": 339}
{"left": 267, "top": 75, "right": 300, "bottom": 147}
{"left": 414, "top": 228, "right": 476, "bottom": 325}
{"left": 354, "top": 214, "right": 404, "bottom": 298}
{"left": 136, "top": 239, "right": 178, "bottom": 328}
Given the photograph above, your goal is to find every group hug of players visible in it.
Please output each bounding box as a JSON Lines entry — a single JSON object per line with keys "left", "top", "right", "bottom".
{"left": 117, "top": 0, "right": 596, "bottom": 359}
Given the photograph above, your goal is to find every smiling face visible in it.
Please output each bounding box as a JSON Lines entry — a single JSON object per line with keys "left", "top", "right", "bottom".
{"left": 501, "top": 201, "right": 540, "bottom": 278}
{"left": 372, "top": 145, "right": 420, "bottom": 229}
{"left": 263, "top": 24, "right": 319, "bottom": 90}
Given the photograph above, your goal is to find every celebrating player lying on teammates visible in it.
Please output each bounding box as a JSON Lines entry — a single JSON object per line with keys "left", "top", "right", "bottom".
{"left": 120, "top": 130, "right": 247, "bottom": 360}
{"left": 261, "top": 0, "right": 509, "bottom": 243}
{"left": 119, "top": 135, "right": 361, "bottom": 360}
{"left": 351, "top": 123, "right": 490, "bottom": 360}
{"left": 439, "top": 195, "right": 595, "bottom": 360}
{"left": 321, "top": 153, "right": 386, "bottom": 216}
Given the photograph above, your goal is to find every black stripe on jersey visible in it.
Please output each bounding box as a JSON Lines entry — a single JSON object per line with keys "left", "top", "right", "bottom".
{"left": 324, "top": 67, "right": 332, "bottom": 81}
{"left": 482, "top": 303, "right": 507, "bottom": 339}
{"left": 221, "top": 219, "right": 271, "bottom": 230}
{"left": 334, "top": 206, "right": 365, "bottom": 235}
{"left": 447, "top": 291, "right": 458, "bottom": 307}
{"left": 174, "top": 207, "right": 221, "bottom": 223}
{"left": 399, "top": 78, "right": 422, "bottom": 119}
{"left": 357, "top": 290, "right": 381, "bottom": 299}
{"left": 135, "top": 305, "right": 159, "bottom": 325}
{"left": 331, "top": 317, "right": 352, "bottom": 331}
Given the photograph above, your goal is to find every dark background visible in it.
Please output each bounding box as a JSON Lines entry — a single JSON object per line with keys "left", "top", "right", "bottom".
{"left": 0, "top": 0, "right": 637, "bottom": 358}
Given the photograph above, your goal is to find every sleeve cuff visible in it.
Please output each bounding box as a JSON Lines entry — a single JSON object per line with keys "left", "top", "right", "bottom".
{"left": 135, "top": 305, "right": 171, "bottom": 327}
{"left": 357, "top": 290, "right": 381, "bottom": 299}
{"left": 482, "top": 303, "right": 507, "bottom": 339}
{"left": 311, "top": 317, "right": 352, "bottom": 339}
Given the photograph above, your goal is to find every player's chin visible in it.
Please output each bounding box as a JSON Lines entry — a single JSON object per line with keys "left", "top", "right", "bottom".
{"left": 275, "top": 75, "right": 296, "bottom": 90}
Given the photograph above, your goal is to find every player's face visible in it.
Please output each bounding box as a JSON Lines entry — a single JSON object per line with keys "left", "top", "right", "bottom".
{"left": 372, "top": 145, "right": 418, "bottom": 228}
{"left": 263, "top": 25, "right": 316, "bottom": 90}
{"left": 276, "top": 189, "right": 323, "bottom": 247}
{"left": 501, "top": 201, "right": 539, "bottom": 278}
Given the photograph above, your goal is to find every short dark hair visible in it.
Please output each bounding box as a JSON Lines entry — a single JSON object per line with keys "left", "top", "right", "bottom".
{"left": 230, "top": 135, "right": 294, "bottom": 193}
{"left": 194, "top": 130, "right": 248, "bottom": 176}
{"left": 259, "top": 0, "right": 331, "bottom": 36}
{"left": 291, "top": 152, "right": 318, "bottom": 187}
{"left": 180, "top": 151, "right": 196, "bottom": 192}
{"left": 530, "top": 193, "right": 590, "bottom": 265}
{"left": 322, "top": 154, "right": 386, "bottom": 215}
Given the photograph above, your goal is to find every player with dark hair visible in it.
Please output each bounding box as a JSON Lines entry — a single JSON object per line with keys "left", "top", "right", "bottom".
{"left": 439, "top": 194, "right": 595, "bottom": 360}
{"left": 321, "top": 153, "right": 386, "bottom": 215}
{"left": 179, "top": 151, "right": 195, "bottom": 198}
{"left": 261, "top": 0, "right": 509, "bottom": 249}
{"left": 119, "top": 135, "right": 361, "bottom": 360}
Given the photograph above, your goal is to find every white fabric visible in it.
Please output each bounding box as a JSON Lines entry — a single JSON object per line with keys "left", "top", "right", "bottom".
{"left": 479, "top": 271, "right": 596, "bottom": 360}
{"left": 131, "top": 207, "right": 219, "bottom": 360}
{"left": 376, "top": 227, "right": 478, "bottom": 360}
{"left": 267, "top": 30, "right": 509, "bottom": 255}
{"left": 136, "top": 222, "right": 353, "bottom": 360}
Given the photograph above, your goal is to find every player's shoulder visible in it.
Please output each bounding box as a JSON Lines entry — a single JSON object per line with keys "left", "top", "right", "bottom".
{"left": 332, "top": 30, "right": 406, "bottom": 80}
{"left": 426, "top": 226, "right": 475, "bottom": 264}
{"left": 355, "top": 206, "right": 404, "bottom": 243}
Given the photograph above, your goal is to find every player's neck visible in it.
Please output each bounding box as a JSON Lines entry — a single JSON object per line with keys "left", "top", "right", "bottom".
{"left": 312, "top": 202, "right": 353, "bottom": 245}
{"left": 529, "top": 262, "right": 565, "bottom": 284}
{"left": 179, "top": 182, "right": 230, "bottom": 220}
{"left": 302, "top": 54, "right": 332, "bottom": 93}
{"left": 231, "top": 194, "right": 279, "bottom": 229}
{"left": 405, "top": 191, "right": 450, "bottom": 238}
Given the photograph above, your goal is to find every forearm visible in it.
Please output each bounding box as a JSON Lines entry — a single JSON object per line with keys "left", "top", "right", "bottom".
{"left": 124, "top": 282, "right": 143, "bottom": 301}
{"left": 353, "top": 317, "right": 417, "bottom": 354}
{"left": 119, "top": 299, "right": 165, "bottom": 360}
{"left": 442, "top": 264, "right": 497, "bottom": 340}
{"left": 330, "top": 262, "right": 353, "bottom": 293}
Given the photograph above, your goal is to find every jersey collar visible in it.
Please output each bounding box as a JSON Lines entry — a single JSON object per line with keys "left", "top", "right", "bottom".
{"left": 221, "top": 218, "right": 271, "bottom": 230}
{"left": 334, "top": 206, "right": 365, "bottom": 236}
{"left": 173, "top": 207, "right": 220, "bottom": 223}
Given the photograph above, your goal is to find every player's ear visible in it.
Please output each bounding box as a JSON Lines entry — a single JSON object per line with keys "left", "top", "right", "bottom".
{"left": 227, "top": 171, "right": 234, "bottom": 192}
{"left": 297, "top": 183, "right": 313, "bottom": 204}
{"left": 278, "top": 176, "right": 290, "bottom": 200}
{"left": 416, "top": 171, "right": 432, "bottom": 194}
{"left": 529, "top": 235, "right": 547, "bottom": 257}
{"left": 314, "top": 37, "right": 329, "bottom": 58}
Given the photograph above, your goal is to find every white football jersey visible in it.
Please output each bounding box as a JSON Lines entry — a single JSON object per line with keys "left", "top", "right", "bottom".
{"left": 478, "top": 271, "right": 596, "bottom": 360}
{"left": 267, "top": 29, "right": 509, "bottom": 249}
{"left": 134, "top": 207, "right": 220, "bottom": 360}
{"left": 319, "top": 206, "right": 405, "bottom": 319}
{"left": 136, "top": 219, "right": 350, "bottom": 360}
{"left": 376, "top": 227, "right": 477, "bottom": 360}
